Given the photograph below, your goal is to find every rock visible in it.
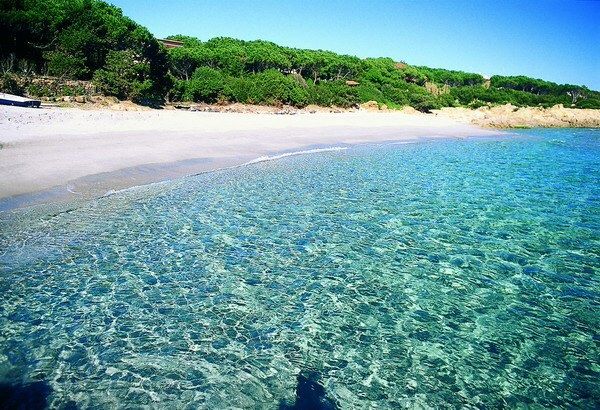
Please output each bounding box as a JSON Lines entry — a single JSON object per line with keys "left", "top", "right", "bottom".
{"left": 360, "top": 100, "right": 379, "bottom": 111}
{"left": 400, "top": 106, "right": 420, "bottom": 115}
{"left": 75, "top": 95, "right": 85, "bottom": 103}
{"left": 63, "top": 96, "right": 72, "bottom": 102}
{"left": 304, "top": 104, "right": 321, "bottom": 113}
{"left": 490, "top": 103, "right": 518, "bottom": 114}
{"left": 434, "top": 104, "right": 600, "bottom": 128}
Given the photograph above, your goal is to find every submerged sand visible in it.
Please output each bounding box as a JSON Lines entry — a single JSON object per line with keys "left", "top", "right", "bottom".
{"left": 0, "top": 106, "right": 499, "bottom": 209}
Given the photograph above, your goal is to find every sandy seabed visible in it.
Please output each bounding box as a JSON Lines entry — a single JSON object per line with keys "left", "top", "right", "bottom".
{"left": 0, "top": 106, "right": 499, "bottom": 209}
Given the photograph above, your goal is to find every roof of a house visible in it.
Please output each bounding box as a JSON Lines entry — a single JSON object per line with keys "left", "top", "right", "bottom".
{"left": 158, "top": 39, "right": 184, "bottom": 49}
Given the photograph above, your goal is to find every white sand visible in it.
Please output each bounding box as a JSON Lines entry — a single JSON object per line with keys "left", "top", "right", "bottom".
{"left": 0, "top": 106, "right": 499, "bottom": 206}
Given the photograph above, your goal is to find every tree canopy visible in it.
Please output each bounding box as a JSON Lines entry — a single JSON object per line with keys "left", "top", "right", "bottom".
{"left": 2, "top": 0, "right": 598, "bottom": 109}
{"left": 1, "top": 0, "right": 170, "bottom": 103}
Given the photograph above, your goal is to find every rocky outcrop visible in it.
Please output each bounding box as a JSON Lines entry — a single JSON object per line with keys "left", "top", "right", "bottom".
{"left": 434, "top": 104, "right": 600, "bottom": 128}
{"left": 359, "top": 101, "right": 380, "bottom": 111}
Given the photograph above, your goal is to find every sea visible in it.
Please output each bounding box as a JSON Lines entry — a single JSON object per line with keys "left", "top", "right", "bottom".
{"left": 0, "top": 129, "right": 598, "bottom": 408}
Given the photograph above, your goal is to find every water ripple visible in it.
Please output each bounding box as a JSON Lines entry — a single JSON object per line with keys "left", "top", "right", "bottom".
{"left": 0, "top": 129, "right": 599, "bottom": 408}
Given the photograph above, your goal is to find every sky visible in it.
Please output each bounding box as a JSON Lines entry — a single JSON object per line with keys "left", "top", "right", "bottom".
{"left": 111, "top": 0, "right": 600, "bottom": 89}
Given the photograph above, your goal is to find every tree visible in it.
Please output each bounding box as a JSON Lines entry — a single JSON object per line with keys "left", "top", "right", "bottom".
{"left": 566, "top": 87, "right": 585, "bottom": 105}
{"left": 44, "top": 50, "right": 88, "bottom": 78}
{"left": 93, "top": 49, "right": 162, "bottom": 103}
{"left": 169, "top": 47, "right": 198, "bottom": 81}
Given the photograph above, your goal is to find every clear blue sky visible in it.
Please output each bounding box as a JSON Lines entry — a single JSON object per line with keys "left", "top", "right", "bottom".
{"left": 111, "top": 0, "right": 600, "bottom": 89}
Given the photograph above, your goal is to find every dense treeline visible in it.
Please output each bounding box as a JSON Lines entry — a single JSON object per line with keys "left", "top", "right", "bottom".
{"left": 0, "top": 0, "right": 170, "bottom": 104}
{"left": 1, "top": 0, "right": 599, "bottom": 110}
{"left": 165, "top": 36, "right": 600, "bottom": 110}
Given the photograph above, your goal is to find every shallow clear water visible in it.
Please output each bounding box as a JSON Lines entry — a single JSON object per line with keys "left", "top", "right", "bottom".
{"left": 1, "top": 129, "right": 599, "bottom": 408}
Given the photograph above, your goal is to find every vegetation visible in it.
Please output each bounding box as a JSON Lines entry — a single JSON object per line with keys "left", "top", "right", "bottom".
{"left": 0, "top": 0, "right": 170, "bottom": 104}
{"left": 1, "top": 0, "right": 599, "bottom": 110}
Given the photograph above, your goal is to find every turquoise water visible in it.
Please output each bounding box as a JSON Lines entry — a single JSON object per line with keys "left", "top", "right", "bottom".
{"left": 1, "top": 129, "right": 599, "bottom": 408}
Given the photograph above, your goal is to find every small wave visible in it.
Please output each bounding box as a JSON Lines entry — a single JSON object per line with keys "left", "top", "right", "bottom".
{"left": 103, "top": 186, "right": 140, "bottom": 197}
{"left": 65, "top": 185, "right": 82, "bottom": 195}
{"left": 100, "top": 146, "right": 348, "bottom": 198}
{"left": 388, "top": 141, "right": 419, "bottom": 145}
{"left": 243, "top": 146, "right": 348, "bottom": 166}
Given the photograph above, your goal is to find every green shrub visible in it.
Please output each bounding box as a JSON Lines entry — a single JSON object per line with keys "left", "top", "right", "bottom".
{"left": 168, "top": 78, "right": 188, "bottom": 101}
{"left": 408, "top": 93, "right": 441, "bottom": 112}
{"left": 308, "top": 81, "right": 358, "bottom": 107}
{"left": 380, "top": 84, "right": 410, "bottom": 106}
{"left": 0, "top": 74, "right": 24, "bottom": 95}
{"left": 59, "top": 84, "right": 86, "bottom": 95}
{"left": 249, "top": 69, "right": 308, "bottom": 106}
{"left": 224, "top": 70, "right": 308, "bottom": 106}
{"left": 355, "top": 82, "right": 385, "bottom": 103}
{"left": 576, "top": 98, "right": 600, "bottom": 109}
{"left": 44, "top": 51, "right": 88, "bottom": 79}
{"left": 184, "top": 67, "right": 226, "bottom": 102}
{"left": 435, "top": 93, "right": 457, "bottom": 107}
{"left": 26, "top": 83, "right": 50, "bottom": 97}
{"left": 93, "top": 49, "right": 163, "bottom": 104}
{"left": 93, "top": 50, "right": 138, "bottom": 99}
{"left": 223, "top": 76, "right": 253, "bottom": 103}
{"left": 467, "top": 99, "right": 487, "bottom": 109}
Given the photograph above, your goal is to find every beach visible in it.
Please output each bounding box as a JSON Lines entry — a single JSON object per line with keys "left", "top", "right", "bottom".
{"left": 0, "top": 106, "right": 499, "bottom": 209}
{"left": 4, "top": 0, "right": 600, "bottom": 407}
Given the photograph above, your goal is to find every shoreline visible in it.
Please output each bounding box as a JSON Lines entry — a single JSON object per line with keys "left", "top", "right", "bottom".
{"left": 0, "top": 105, "right": 504, "bottom": 211}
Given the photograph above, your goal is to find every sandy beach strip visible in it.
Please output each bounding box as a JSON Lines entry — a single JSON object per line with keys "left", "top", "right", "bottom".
{"left": 0, "top": 106, "right": 500, "bottom": 210}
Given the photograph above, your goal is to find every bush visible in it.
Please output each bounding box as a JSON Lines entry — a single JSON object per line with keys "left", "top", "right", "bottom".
{"left": 380, "top": 84, "right": 410, "bottom": 106}
{"left": 26, "top": 83, "right": 52, "bottom": 97}
{"left": 467, "top": 99, "right": 487, "bottom": 109}
{"left": 168, "top": 78, "right": 187, "bottom": 101}
{"left": 223, "top": 70, "right": 308, "bottom": 106}
{"left": 44, "top": 51, "right": 88, "bottom": 79}
{"left": 223, "top": 76, "right": 253, "bottom": 103}
{"left": 0, "top": 74, "right": 24, "bottom": 95}
{"left": 355, "top": 82, "right": 385, "bottom": 103}
{"left": 436, "top": 93, "right": 457, "bottom": 108}
{"left": 576, "top": 98, "right": 600, "bottom": 109}
{"left": 93, "top": 50, "right": 138, "bottom": 99}
{"left": 249, "top": 69, "right": 308, "bottom": 106}
{"left": 308, "top": 81, "right": 358, "bottom": 107}
{"left": 184, "top": 67, "right": 226, "bottom": 102}
{"left": 408, "top": 93, "right": 441, "bottom": 112}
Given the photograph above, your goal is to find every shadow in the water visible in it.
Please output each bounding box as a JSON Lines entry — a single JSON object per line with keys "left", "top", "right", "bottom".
{"left": 280, "top": 371, "right": 338, "bottom": 410}
{"left": 0, "top": 381, "right": 52, "bottom": 410}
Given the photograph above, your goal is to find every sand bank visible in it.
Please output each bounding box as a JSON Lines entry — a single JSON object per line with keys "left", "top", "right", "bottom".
{"left": 0, "top": 106, "right": 499, "bottom": 210}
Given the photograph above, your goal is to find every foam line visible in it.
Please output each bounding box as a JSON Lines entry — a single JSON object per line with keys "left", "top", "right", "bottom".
{"left": 242, "top": 146, "right": 348, "bottom": 166}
